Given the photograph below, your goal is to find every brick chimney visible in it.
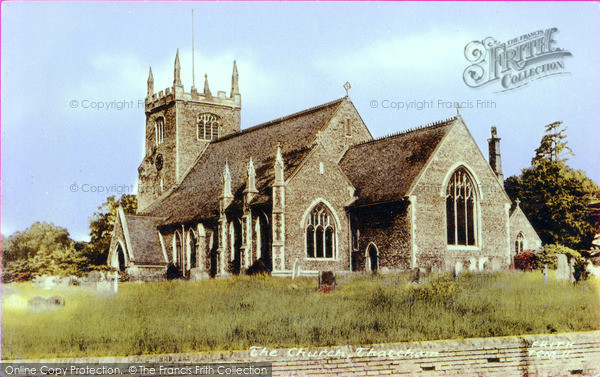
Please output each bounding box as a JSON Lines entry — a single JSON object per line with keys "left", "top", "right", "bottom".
{"left": 488, "top": 126, "right": 504, "bottom": 182}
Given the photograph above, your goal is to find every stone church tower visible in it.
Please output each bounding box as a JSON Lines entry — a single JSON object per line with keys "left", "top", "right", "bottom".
{"left": 137, "top": 50, "right": 242, "bottom": 211}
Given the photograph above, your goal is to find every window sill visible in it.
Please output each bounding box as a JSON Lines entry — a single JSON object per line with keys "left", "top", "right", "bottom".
{"left": 447, "top": 245, "right": 480, "bottom": 251}
{"left": 305, "top": 257, "right": 337, "bottom": 261}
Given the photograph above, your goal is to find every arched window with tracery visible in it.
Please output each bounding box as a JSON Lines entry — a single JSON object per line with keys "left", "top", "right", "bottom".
{"left": 446, "top": 168, "right": 477, "bottom": 246}
{"left": 173, "top": 231, "right": 184, "bottom": 269}
{"left": 306, "top": 203, "right": 336, "bottom": 259}
{"left": 515, "top": 232, "right": 526, "bottom": 254}
{"left": 197, "top": 113, "right": 220, "bottom": 140}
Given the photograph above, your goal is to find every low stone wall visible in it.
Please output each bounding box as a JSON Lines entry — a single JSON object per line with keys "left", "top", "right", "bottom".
{"left": 31, "top": 332, "right": 600, "bottom": 376}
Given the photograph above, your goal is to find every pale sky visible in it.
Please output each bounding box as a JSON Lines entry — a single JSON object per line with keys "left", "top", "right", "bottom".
{"left": 2, "top": 2, "right": 599, "bottom": 241}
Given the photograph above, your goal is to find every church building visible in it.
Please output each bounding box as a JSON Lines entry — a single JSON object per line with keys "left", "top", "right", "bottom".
{"left": 108, "top": 51, "right": 541, "bottom": 280}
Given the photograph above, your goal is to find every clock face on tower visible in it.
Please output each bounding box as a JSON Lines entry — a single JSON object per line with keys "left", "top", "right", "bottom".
{"left": 155, "top": 154, "right": 163, "bottom": 171}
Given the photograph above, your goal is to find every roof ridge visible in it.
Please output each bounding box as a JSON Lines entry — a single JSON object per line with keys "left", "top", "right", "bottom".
{"left": 351, "top": 116, "right": 457, "bottom": 148}
{"left": 212, "top": 97, "right": 346, "bottom": 144}
{"left": 125, "top": 213, "right": 167, "bottom": 219}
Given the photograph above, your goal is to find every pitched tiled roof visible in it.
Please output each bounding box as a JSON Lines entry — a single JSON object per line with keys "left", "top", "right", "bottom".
{"left": 141, "top": 98, "right": 345, "bottom": 225}
{"left": 124, "top": 214, "right": 166, "bottom": 265}
{"left": 340, "top": 118, "right": 456, "bottom": 207}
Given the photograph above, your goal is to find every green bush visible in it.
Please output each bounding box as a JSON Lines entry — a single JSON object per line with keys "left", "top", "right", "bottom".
{"left": 537, "top": 244, "right": 581, "bottom": 269}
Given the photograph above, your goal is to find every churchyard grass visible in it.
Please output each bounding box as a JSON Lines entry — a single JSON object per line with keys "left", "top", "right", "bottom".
{"left": 2, "top": 271, "right": 598, "bottom": 359}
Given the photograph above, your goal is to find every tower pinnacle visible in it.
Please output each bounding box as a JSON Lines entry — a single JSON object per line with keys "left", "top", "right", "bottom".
{"left": 147, "top": 67, "right": 154, "bottom": 97}
{"left": 222, "top": 160, "right": 232, "bottom": 198}
{"left": 231, "top": 60, "right": 239, "bottom": 98}
{"left": 174, "top": 49, "right": 182, "bottom": 87}
{"left": 204, "top": 73, "right": 212, "bottom": 98}
{"left": 274, "top": 144, "right": 285, "bottom": 185}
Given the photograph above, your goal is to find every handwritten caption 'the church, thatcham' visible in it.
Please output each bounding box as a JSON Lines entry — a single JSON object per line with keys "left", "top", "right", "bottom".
{"left": 250, "top": 347, "right": 439, "bottom": 360}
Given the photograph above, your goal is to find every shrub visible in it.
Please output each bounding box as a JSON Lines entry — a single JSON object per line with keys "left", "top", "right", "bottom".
{"left": 537, "top": 244, "right": 581, "bottom": 269}
{"left": 514, "top": 251, "right": 537, "bottom": 270}
{"left": 573, "top": 259, "right": 590, "bottom": 283}
{"left": 165, "top": 263, "right": 181, "bottom": 280}
{"left": 246, "top": 259, "right": 271, "bottom": 276}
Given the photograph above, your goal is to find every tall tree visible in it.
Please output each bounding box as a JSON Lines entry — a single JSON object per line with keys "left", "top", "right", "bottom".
{"left": 1, "top": 222, "right": 89, "bottom": 277}
{"left": 532, "top": 121, "right": 573, "bottom": 163}
{"left": 88, "top": 194, "right": 137, "bottom": 265}
{"left": 505, "top": 122, "right": 599, "bottom": 251}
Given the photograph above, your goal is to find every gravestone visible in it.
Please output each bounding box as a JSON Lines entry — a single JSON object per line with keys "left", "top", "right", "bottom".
{"left": 543, "top": 264, "right": 548, "bottom": 284}
{"left": 410, "top": 267, "right": 421, "bottom": 283}
{"left": 556, "top": 254, "right": 570, "bottom": 280}
{"left": 469, "top": 258, "right": 477, "bottom": 272}
{"left": 478, "top": 257, "right": 489, "bottom": 272}
{"left": 490, "top": 259, "right": 501, "bottom": 271}
{"left": 29, "top": 296, "right": 64, "bottom": 310}
{"left": 453, "top": 261, "right": 463, "bottom": 278}
{"left": 318, "top": 271, "right": 336, "bottom": 292}
{"left": 190, "top": 268, "right": 210, "bottom": 281}
{"left": 424, "top": 264, "right": 433, "bottom": 275}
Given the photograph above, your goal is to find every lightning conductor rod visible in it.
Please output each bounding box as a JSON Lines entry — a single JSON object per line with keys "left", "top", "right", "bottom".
{"left": 192, "top": 9, "right": 195, "bottom": 89}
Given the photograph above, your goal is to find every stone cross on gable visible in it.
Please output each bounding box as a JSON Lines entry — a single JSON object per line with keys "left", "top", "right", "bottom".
{"left": 455, "top": 103, "right": 461, "bottom": 116}
{"left": 343, "top": 82, "right": 351, "bottom": 97}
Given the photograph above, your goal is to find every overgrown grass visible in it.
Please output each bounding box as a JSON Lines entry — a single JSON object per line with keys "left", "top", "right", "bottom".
{"left": 2, "top": 271, "right": 598, "bottom": 360}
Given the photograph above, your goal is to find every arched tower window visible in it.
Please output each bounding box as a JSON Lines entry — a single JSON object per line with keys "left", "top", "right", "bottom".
{"left": 155, "top": 117, "right": 164, "bottom": 146}
{"left": 306, "top": 203, "right": 336, "bottom": 259}
{"left": 515, "top": 232, "right": 526, "bottom": 254}
{"left": 446, "top": 168, "right": 477, "bottom": 246}
{"left": 197, "top": 113, "right": 220, "bottom": 141}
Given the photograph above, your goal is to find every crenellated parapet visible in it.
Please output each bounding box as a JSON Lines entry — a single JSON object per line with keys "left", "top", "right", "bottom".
{"left": 145, "top": 86, "right": 241, "bottom": 113}
{"left": 145, "top": 51, "right": 241, "bottom": 113}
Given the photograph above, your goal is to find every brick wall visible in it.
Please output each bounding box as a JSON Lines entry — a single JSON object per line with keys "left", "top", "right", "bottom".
{"left": 33, "top": 332, "right": 600, "bottom": 377}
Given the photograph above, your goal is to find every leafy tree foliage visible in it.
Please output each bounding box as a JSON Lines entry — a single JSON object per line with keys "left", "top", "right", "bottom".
{"left": 532, "top": 121, "right": 572, "bottom": 163}
{"left": 1, "top": 222, "right": 90, "bottom": 279}
{"left": 536, "top": 244, "right": 581, "bottom": 269}
{"left": 1, "top": 194, "right": 137, "bottom": 281}
{"left": 88, "top": 194, "right": 137, "bottom": 265}
{"left": 505, "top": 122, "right": 600, "bottom": 251}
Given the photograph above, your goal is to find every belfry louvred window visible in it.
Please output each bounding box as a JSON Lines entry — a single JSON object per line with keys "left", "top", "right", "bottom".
{"left": 197, "top": 113, "right": 220, "bottom": 141}
{"left": 155, "top": 117, "right": 164, "bottom": 146}
{"left": 446, "top": 168, "right": 477, "bottom": 246}
{"left": 306, "top": 204, "right": 335, "bottom": 258}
